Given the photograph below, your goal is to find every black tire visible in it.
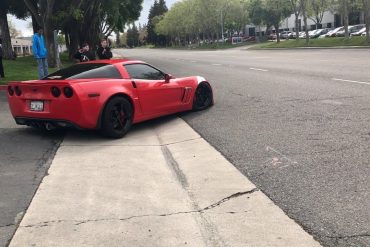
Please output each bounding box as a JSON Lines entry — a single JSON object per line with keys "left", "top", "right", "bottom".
{"left": 101, "top": 96, "right": 133, "bottom": 138}
{"left": 192, "top": 82, "right": 213, "bottom": 111}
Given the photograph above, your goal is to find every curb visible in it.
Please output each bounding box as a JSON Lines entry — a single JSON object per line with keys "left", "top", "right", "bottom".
{"left": 0, "top": 85, "right": 7, "bottom": 91}
{"left": 251, "top": 46, "right": 370, "bottom": 50}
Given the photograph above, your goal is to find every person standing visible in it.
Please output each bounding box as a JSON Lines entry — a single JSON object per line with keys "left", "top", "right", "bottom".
{"left": 97, "top": 39, "right": 113, "bottom": 60}
{"left": 0, "top": 40, "right": 4, "bottom": 78}
{"left": 32, "top": 27, "right": 48, "bottom": 79}
{"left": 73, "top": 43, "right": 96, "bottom": 63}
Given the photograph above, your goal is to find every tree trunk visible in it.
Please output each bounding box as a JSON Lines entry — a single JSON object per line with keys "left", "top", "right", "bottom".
{"left": 304, "top": 14, "right": 309, "bottom": 45}
{"left": 343, "top": 0, "right": 349, "bottom": 38}
{"left": 275, "top": 25, "right": 280, "bottom": 43}
{"left": 295, "top": 13, "right": 300, "bottom": 40}
{"left": 0, "top": 9, "right": 13, "bottom": 59}
{"left": 301, "top": 0, "right": 309, "bottom": 46}
{"left": 259, "top": 26, "right": 262, "bottom": 42}
{"left": 116, "top": 31, "right": 120, "bottom": 47}
{"left": 364, "top": 0, "right": 370, "bottom": 44}
{"left": 68, "top": 23, "right": 79, "bottom": 59}
{"left": 44, "top": 24, "right": 56, "bottom": 68}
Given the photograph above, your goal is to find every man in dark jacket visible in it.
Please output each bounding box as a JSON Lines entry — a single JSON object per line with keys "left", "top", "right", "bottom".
{"left": 0, "top": 40, "right": 5, "bottom": 78}
{"left": 74, "top": 43, "right": 96, "bottom": 63}
{"left": 97, "top": 39, "right": 113, "bottom": 60}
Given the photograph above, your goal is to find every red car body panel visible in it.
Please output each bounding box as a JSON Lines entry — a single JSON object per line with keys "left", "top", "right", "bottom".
{"left": 7, "top": 60, "right": 211, "bottom": 129}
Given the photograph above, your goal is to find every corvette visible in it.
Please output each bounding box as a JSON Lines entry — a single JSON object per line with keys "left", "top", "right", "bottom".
{"left": 7, "top": 59, "right": 213, "bottom": 138}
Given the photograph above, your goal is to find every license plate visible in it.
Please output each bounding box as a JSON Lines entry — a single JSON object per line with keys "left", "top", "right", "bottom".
{"left": 30, "top": 101, "right": 44, "bottom": 111}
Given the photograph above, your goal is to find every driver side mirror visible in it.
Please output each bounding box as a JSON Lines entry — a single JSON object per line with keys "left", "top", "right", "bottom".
{"left": 164, "top": 74, "right": 174, "bottom": 83}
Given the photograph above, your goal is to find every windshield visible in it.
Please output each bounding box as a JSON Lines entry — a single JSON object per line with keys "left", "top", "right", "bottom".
{"left": 43, "top": 63, "right": 122, "bottom": 80}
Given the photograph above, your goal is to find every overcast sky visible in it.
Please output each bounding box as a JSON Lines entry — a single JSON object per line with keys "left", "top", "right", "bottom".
{"left": 10, "top": 0, "right": 181, "bottom": 37}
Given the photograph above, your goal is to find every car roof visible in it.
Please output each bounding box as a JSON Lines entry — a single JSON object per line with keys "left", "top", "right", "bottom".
{"left": 83, "top": 59, "right": 145, "bottom": 65}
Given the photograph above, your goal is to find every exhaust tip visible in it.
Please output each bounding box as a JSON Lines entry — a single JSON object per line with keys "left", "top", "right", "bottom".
{"left": 45, "top": 122, "right": 56, "bottom": 131}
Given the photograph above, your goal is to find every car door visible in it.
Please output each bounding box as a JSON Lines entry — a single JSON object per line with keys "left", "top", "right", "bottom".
{"left": 124, "top": 64, "right": 183, "bottom": 115}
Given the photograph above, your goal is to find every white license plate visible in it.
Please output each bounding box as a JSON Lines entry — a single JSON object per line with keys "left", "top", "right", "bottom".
{"left": 30, "top": 101, "right": 44, "bottom": 111}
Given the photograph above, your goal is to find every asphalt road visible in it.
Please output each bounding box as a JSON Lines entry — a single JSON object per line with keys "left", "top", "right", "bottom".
{"left": 116, "top": 47, "right": 370, "bottom": 247}
{"left": 0, "top": 92, "right": 64, "bottom": 247}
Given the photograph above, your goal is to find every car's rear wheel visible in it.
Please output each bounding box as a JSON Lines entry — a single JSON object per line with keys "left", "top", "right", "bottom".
{"left": 101, "top": 96, "right": 133, "bottom": 138}
{"left": 193, "top": 82, "right": 213, "bottom": 111}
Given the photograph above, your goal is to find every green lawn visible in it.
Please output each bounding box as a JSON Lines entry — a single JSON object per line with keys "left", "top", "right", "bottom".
{"left": 0, "top": 53, "right": 73, "bottom": 85}
{"left": 256, "top": 36, "right": 370, "bottom": 49}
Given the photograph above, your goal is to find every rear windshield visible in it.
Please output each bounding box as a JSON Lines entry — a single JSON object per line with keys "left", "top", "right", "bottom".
{"left": 43, "top": 63, "right": 122, "bottom": 80}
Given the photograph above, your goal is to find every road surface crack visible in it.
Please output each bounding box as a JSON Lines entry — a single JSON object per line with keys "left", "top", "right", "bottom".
{"left": 20, "top": 188, "right": 259, "bottom": 228}
{"left": 0, "top": 223, "right": 15, "bottom": 228}
{"left": 324, "top": 233, "right": 370, "bottom": 239}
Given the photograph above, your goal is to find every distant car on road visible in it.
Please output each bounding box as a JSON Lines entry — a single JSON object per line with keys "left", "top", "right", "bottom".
{"left": 7, "top": 60, "right": 214, "bottom": 138}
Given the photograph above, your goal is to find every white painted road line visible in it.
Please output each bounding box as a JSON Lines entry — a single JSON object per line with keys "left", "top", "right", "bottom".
{"left": 249, "top": 68, "right": 269, "bottom": 72}
{"left": 212, "top": 63, "right": 222, "bottom": 66}
{"left": 332, "top": 78, "right": 370, "bottom": 85}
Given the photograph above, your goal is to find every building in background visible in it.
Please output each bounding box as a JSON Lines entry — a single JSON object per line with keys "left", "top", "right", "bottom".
{"left": 11, "top": 37, "right": 32, "bottom": 56}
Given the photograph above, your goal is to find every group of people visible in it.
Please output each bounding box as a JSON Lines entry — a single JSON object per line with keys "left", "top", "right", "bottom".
{"left": 31, "top": 27, "right": 114, "bottom": 79}
{"left": 73, "top": 39, "right": 113, "bottom": 63}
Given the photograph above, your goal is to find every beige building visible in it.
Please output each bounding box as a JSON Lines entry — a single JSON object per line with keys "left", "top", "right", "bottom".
{"left": 11, "top": 37, "right": 33, "bottom": 56}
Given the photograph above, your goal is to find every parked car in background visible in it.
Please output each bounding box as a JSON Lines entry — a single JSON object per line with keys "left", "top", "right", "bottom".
{"left": 325, "top": 26, "right": 344, "bottom": 37}
{"left": 268, "top": 33, "right": 277, "bottom": 40}
{"left": 280, "top": 31, "right": 292, "bottom": 39}
{"left": 351, "top": 27, "right": 366, "bottom": 36}
{"left": 310, "top": 29, "right": 330, "bottom": 38}
{"left": 336, "top": 24, "right": 365, "bottom": 37}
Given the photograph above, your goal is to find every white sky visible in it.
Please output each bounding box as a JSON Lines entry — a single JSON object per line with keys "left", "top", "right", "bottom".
{"left": 10, "top": 0, "right": 181, "bottom": 37}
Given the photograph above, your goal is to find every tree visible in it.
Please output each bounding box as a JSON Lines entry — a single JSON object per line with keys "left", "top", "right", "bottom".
{"left": 308, "top": 0, "right": 329, "bottom": 29}
{"left": 147, "top": 0, "right": 168, "bottom": 46}
{"left": 24, "top": 0, "right": 143, "bottom": 64}
{"left": 0, "top": 0, "right": 27, "bottom": 59}
{"left": 363, "top": 0, "right": 370, "bottom": 44}
{"left": 263, "top": 0, "right": 291, "bottom": 43}
{"left": 290, "top": 0, "right": 302, "bottom": 40}
{"left": 248, "top": 0, "right": 266, "bottom": 41}
{"left": 126, "top": 23, "right": 139, "bottom": 47}
{"left": 9, "top": 20, "right": 22, "bottom": 38}
{"left": 301, "top": 0, "right": 309, "bottom": 45}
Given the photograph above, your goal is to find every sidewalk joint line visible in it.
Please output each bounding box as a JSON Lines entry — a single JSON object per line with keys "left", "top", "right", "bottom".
{"left": 160, "top": 137, "right": 202, "bottom": 147}
{"left": 20, "top": 189, "right": 259, "bottom": 229}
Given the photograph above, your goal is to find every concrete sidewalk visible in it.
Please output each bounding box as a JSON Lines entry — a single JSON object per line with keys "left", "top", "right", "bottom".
{"left": 10, "top": 117, "right": 322, "bottom": 247}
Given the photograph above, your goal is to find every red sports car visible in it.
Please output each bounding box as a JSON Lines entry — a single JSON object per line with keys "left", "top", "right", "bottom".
{"left": 7, "top": 59, "right": 213, "bottom": 138}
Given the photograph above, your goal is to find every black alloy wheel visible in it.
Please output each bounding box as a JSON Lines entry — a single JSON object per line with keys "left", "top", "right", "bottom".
{"left": 101, "top": 96, "right": 133, "bottom": 138}
{"left": 193, "top": 82, "right": 213, "bottom": 111}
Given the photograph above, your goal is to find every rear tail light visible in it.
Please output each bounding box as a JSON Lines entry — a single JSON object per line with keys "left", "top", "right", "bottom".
{"left": 63, "top": 87, "right": 73, "bottom": 98}
{"left": 8, "top": 86, "right": 14, "bottom": 96}
{"left": 15, "top": 86, "right": 22, "bottom": 96}
{"left": 51, "top": 86, "right": 61, "bottom": 97}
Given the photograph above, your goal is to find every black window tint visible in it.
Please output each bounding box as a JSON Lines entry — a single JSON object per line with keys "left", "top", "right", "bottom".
{"left": 43, "top": 63, "right": 122, "bottom": 80}
{"left": 125, "top": 64, "right": 165, "bottom": 80}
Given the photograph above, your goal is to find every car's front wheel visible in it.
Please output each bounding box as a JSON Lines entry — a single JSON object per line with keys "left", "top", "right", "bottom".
{"left": 101, "top": 96, "right": 133, "bottom": 138}
{"left": 193, "top": 82, "right": 213, "bottom": 111}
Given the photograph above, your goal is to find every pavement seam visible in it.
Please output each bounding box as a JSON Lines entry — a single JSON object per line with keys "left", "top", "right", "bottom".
{"left": 18, "top": 189, "right": 259, "bottom": 229}
{"left": 60, "top": 137, "right": 202, "bottom": 147}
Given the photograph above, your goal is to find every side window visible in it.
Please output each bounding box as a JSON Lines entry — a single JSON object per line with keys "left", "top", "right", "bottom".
{"left": 125, "top": 64, "right": 165, "bottom": 80}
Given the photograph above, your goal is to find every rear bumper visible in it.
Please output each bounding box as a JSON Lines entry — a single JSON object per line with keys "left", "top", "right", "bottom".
{"left": 15, "top": 117, "right": 81, "bottom": 129}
